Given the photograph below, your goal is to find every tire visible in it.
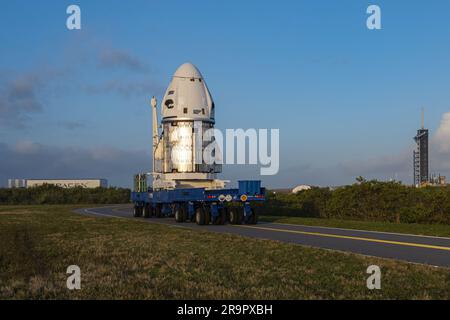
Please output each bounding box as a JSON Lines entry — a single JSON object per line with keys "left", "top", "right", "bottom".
{"left": 212, "top": 214, "right": 221, "bottom": 225}
{"left": 213, "top": 207, "right": 227, "bottom": 225}
{"left": 247, "top": 208, "right": 257, "bottom": 224}
{"left": 220, "top": 207, "right": 228, "bottom": 224}
{"left": 181, "top": 205, "right": 191, "bottom": 222}
{"left": 169, "top": 205, "right": 176, "bottom": 217}
{"left": 204, "top": 206, "right": 211, "bottom": 225}
{"left": 175, "top": 206, "right": 185, "bottom": 223}
{"left": 195, "top": 207, "right": 206, "bottom": 225}
{"left": 212, "top": 215, "right": 221, "bottom": 225}
{"left": 143, "top": 204, "right": 151, "bottom": 218}
{"left": 155, "top": 204, "right": 162, "bottom": 218}
{"left": 229, "top": 207, "right": 243, "bottom": 225}
{"left": 133, "top": 205, "right": 142, "bottom": 218}
{"left": 180, "top": 204, "right": 192, "bottom": 222}
{"left": 149, "top": 205, "right": 154, "bottom": 217}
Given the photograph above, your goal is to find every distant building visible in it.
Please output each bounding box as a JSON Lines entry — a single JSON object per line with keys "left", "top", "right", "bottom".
{"left": 8, "top": 179, "right": 26, "bottom": 188}
{"left": 413, "top": 110, "right": 429, "bottom": 187}
{"left": 7, "top": 179, "right": 108, "bottom": 189}
{"left": 292, "top": 185, "right": 312, "bottom": 193}
{"left": 430, "top": 174, "right": 447, "bottom": 186}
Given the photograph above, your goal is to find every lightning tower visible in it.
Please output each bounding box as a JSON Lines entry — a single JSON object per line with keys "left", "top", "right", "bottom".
{"left": 413, "top": 109, "right": 429, "bottom": 187}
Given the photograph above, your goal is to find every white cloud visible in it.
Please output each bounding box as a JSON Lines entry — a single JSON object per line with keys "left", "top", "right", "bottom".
{"left": 83, "top": 79, "right": 163, "bottom": 97}
{"left": 0, "top": 43, "right": 162, "bottom": 129}
{"left": 0, "top": 73, "right": 45, "bottom": 128}
{"left": 13, "top": 140, "right": 43, "bottom": 154}
{"left": 98, "top": 49, "right": 149, "bottom": 73}
{"left": 433, "top": 112, "right": 450, "bottom": 153}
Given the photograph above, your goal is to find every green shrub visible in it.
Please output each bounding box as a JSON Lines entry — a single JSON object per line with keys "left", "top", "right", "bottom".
{"left": 262, "top": 180, "right": 450, "bottom": 225}
{"left": 0, "top": 185, "right": 130, "bottom": 205}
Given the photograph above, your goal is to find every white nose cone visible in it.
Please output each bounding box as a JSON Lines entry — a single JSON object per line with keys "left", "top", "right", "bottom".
{"left": 161, "top": 63, "right": 215, "bottom": 122}
{"left": 173, "top": 63, "right": 203, "bottom": 79}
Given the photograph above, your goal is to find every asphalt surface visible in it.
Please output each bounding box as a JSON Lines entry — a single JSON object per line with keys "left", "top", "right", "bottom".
{"left": 75, "top": 205, "right": 450, "bottom": 268}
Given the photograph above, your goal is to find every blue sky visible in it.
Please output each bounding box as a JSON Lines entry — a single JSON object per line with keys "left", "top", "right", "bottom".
{"left": 1, "top": 0, "right": 450, "bottom": 188}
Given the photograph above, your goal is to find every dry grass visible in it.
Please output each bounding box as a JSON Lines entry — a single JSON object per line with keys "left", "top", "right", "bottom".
{"left": 0, "top": 205, "right": 449, "bottom": 299}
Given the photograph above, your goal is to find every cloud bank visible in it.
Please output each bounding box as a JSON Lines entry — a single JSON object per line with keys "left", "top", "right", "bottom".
{"left": 0, "top": 141, "right": 151, "bottom": 188}
{"left": 0, "top": 73, "right": 45, "bottom": 128}
{"left": 433, "top": 112, "right": 450, "bottom": 153}
{"left": 98, "top": 49, "right": 150, "bottom": 73}
{"left": 0, "top": 44, "right": 162, "bottom": 129}
{"left": 431, "top": 112, "right": 450, "bottom": 172}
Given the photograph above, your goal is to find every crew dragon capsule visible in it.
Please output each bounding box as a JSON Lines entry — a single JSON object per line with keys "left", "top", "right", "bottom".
{"left": 151, "top": 63, "right": 226, "bottom": 190}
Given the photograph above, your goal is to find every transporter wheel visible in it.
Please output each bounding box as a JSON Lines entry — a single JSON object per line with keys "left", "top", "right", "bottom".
{"left": 229, "top": 207, "right": 243, "bottom": 225}
{"left": 247, "top": 208, "right": 257, "bottom": 224}
{"left": 143, "top": 204, "right": 151, "bottom": 218}
{"left": 149, "top": 205, "right": 155, "bottom": 217}
{"left": 175, "top": 206, "right": 186, "bottom": 223}
{"left": 133, "top": 205, "right": 142, "bottom": 218}
{"left": 180, "top": 204, "right": 192, "bottom": 222}
{"left": 155, "top": 204, "right": 162, "bottom": 218}
{"left": 213, "top": 207, "right": 227, "bottom": 225}
{"left": 204, "top": 206, "right": 211, "bottom": 225}
{"left": 169, "top": 204, "right": 176, "bottom": 217}
{"left": 195, "top": 207, "right": 206, "bottom": 225}
{"left": 212, "top": 215, "right": 221, "bottom": 225}
{"left": 220, "top": 207, "right": 228, "bottom": 224}
{"left": 182, "top": 205, "right": 193, "bottom": 223}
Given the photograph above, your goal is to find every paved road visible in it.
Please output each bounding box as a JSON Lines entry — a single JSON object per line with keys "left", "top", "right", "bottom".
{"left": 75, "top": 205, "right": 450, "bottom": 268}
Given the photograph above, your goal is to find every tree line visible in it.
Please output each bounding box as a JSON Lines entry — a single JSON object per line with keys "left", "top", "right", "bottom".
{"left": 260, "top": 179, "right": 450, "bottom": 224}
{"left": 0, "top": 185, "right": 130, "bottom": 205}
{"left": 3, "top": 180, "right": 449, "bottom": 225}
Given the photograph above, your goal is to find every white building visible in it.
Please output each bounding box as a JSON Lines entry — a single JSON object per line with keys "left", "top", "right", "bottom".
{"left": 292, "top": 185, "right": 312, "bottom": 193}
{"left": 7, "top": 179, "right": 108, "bottom": 189}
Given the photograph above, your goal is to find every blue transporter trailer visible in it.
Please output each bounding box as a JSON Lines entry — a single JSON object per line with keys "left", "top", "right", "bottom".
{"left": 131, "top": 180, "right": 265, "bottom": 225}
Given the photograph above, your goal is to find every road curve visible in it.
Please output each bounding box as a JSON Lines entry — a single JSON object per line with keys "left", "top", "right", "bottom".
{"left": 75, "top": 205, "right": 450, "bottom": 268}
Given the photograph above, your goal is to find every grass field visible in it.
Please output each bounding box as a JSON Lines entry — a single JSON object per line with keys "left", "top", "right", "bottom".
{"left": 259, "top": 215, "right": 450, "bottom": 238}
{"left": 0, "top": 205, "right": 449, "bottom": 299}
